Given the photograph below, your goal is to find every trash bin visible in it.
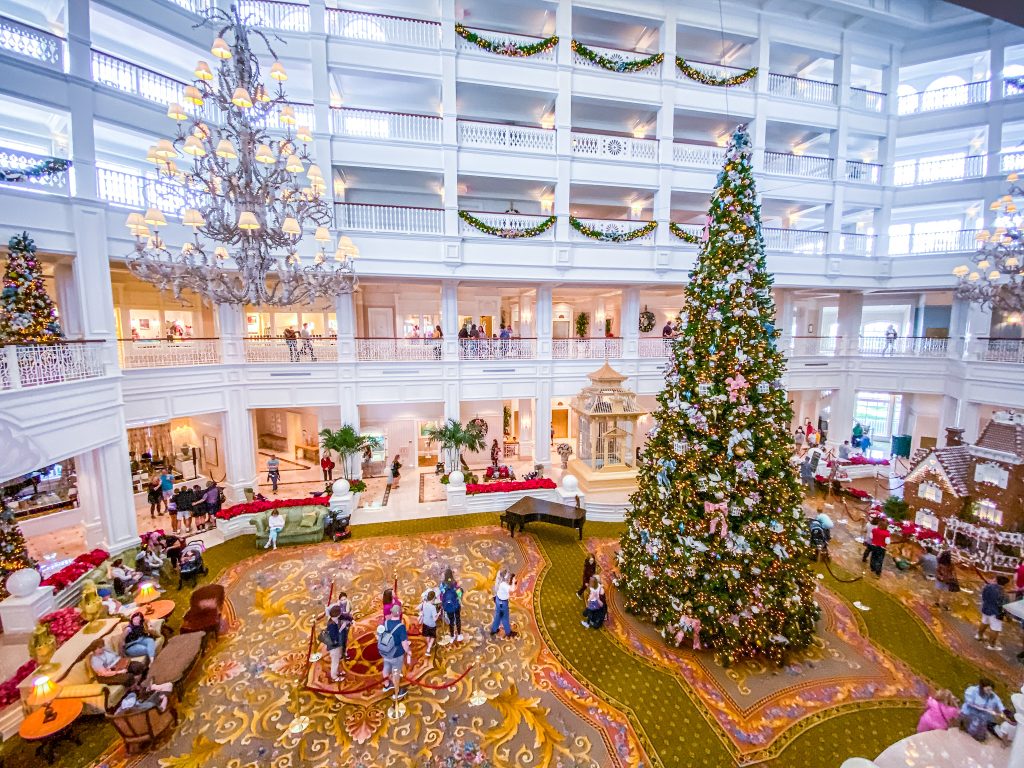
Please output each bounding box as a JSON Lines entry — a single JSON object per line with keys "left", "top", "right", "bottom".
{"left": 890, "top": 434, "right": 912, "bottom": 458}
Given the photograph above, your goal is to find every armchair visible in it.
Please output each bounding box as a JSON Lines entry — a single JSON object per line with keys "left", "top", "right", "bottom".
{"left": 180, "top": 584, "right": 226, "bottom": 638}
{"left": 107, "top": 694, "right": 178, "bottom": 753}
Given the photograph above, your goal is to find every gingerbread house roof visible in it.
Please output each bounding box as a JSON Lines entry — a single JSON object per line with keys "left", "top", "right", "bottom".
{"left": 907, "top": 445, "right": 971, "bottom": 497}
{"left": 975, "top": 420, "right": 1024, "bottom": 459}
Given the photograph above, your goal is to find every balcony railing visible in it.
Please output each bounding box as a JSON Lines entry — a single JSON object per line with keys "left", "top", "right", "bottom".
{"left": 672, "top": 142, "right": 726, "bottom": 169}
{"left": 0, "top": 148, "right": 70, "bottom": 196}
{"left": 326, "top": 8, "right": 441, "bottom": 48}
{"left": 331, "top": 107, "right": 440, "bottom": 143}
{"left": 857, "top": 336, "right": 949, "bottom": 357}
{"left": 572, "top": 43, "right": 661, "bottom": 78}
{"left": 459, "top": 211, "right": 555, "bottom": 240}
{"left": 1, "top": 341, "right": 107, "bottom": 390}
{"left": 552, "top": 338, "right": 624, "bottom": 359}
{"left": 675, "top": 60, "right": 755, "bottom": 91}
{"left": 638, "top": 337, "right": 673, "bottom": 357}
{"left": 118, "top": 338, "right": 221, "bottom": 369}
{"left": 235, "top": 1, "right": 310, "bottom": 32}
{"left": 897, "top": 80, "right": 989, "bottom": 115}
{"left": 763, "top": 151, "right": 834, "bottom": 180}
{"left": 569, "top": 218, "right": 656, "bottom": 244}
{"left": 0, "top": 15, "right": 63, "bottom": 70}
{"left": 888, "top": 229, "right": 979, "bottom": 255}
{"left": 839, "top": 233, "right": 876, "bottom": 256}
{"left": 166, "top": 0, "right": 215, "bottom": 12}
{"left": 458, "top": 120, "right": 555, "bottom": 153}
{"left": 846, "top": 160, "right": 882, "bottom": 184}
{"left": 893, "top": 154, "right": 986, "bottom": 186}
{"left": 788, "top": 336, "right": 841, "bottom": 356}
{"left": 335, "top": 202, "right": 443, "bottom": 234}
{"left": 767, "top": 73, "right": 837, "bottom": 105}
{"left": 571, "top": 132, "right": 658, "bottom": 162}
{"left": 1001, "top": 151, "right": 1024, "bottom": 173}
{"left": 763, "top": 228, "right": 827, "bottom": 254}
{"left": 356, "top": 338, "right": 443, "bottom": 361}
{"left": 455, "top": 26, "right": 556, "bottom": 63}
{"left": 97, "top": 168, "right": 192, "bottom": 217}
{"left": 849, "top": 87, "right": 886, "bottom": 112}
{"left": 974, "top": 338, "right": 1024, "bottom": 364}
{"left": 244, "top": 336, "right": 338, "bottom": 363}
{"left": 458, "top": 338, "right": 537, "bottom": 360}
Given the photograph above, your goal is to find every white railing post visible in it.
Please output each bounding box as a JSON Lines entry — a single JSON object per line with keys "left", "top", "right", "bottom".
{"left": 1, "top": 345, "right": 21, "bottom": 390}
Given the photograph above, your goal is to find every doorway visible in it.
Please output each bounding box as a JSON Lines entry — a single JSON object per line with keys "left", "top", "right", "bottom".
{"left": 367, "top": 307, "right": 395, "bottom": 338}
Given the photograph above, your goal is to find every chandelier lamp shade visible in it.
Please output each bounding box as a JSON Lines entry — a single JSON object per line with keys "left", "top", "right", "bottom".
{"left": 953, "top": 173, "right": 1024, "bottom": 313}
{"left": 124, "top": 4, "right": 357, "bottom": 306}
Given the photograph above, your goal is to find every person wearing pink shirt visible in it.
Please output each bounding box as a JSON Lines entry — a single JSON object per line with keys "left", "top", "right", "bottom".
{"left": 917, "top": 689, "right": 960, "bottom": 733}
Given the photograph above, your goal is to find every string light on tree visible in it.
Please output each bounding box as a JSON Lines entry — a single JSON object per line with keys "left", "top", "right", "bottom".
{"left": 0, "top": 232, "right": 63, "bottom": 344}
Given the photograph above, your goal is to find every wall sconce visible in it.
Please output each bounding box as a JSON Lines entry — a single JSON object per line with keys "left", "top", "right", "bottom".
{"left": 333, "top": 178, "right": 346, "bottom": 197}
{"left": 632, "top": 124, "right": 646, "bottom": 139}
{"left": 540, "top": 113, "right": 555, "bottom": 130}
{"left": 629, "top": 202, "right": 644, "bottom": 219}
{"left": 715, "top": 133, "right": 729, "bottom": 147}
{"left": 540, "top": 197, "right": 554, "bottom": 214}
{"left": 522, "top": 307, "right": 533, "bottom": 323}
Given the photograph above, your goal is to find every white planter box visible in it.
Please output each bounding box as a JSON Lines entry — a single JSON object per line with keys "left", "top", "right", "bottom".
{"left": 217, "top": 512, "right": 258, "bottom": 539}
{"left": 463, "top": 488, "right": 560, "bottom": 513}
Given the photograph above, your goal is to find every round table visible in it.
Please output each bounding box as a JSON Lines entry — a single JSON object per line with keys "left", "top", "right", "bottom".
{"left": 139, "top": 599, "right": 176, "bottom": 620}
{"left": 19, "top": 699, "right": 83, "bottom": 764}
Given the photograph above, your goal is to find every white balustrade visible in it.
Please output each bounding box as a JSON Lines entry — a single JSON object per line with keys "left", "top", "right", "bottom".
{"left": 845, "top": 160, "right": 881, "bottom": 184}
{"left": 455, "top": 27, "right": 556, "bottom": 62}
{"left": 763, "top": 152, "right": 834, "bottom": 179}
{"left": 571, "top": 132, "right": 657, "bottom": 162}
{"left": 763, "top": 228, "right": 827, "bottom": 254}
{"left": 235, "top": 1, "right": 310, "bottom": 32}
{"left": 838, "top": 233, "right": 876, "bottom": 256}
{"left": 244, "top": 336, "right": 338, "bottom": 363}
{"left": 458, "top": 338, "right": 537, "bottom": 360}
{"left": 335, "top": 203, "right": 444, "bottom": 234}
{"left": 1001, "top": 152, "right": 1024, "bottom": 173}
{"left": 460, "top": 212, "right": 555, "bottom": 240}
{"left": 767, "top": 73, "right": 837, "bottom": 105}
{"left": 0, "top": 15, "right": 63, "bottom": 70}
{"left": 551, "top": 338, "right": 624, "bottom": 359}
{"left": 672, "top": 142, "right": 726, "bottom": 168}
{"left": 97, "top": 168, "right": 192, "bottom": 216}
{"left": 887, "top": 229, "right": 979, "bottom": 255}
{"left": 675, "top": 60, "right": 754, "bottom": 90}
{"left": 0, "top": 343, "right": 108, "bottom": 390}
{"left": 332, "top": 107, "right": 440, "bottom": 143}
{"left": 893, "top": 154, "right": 986, "bottom": 186}
{"left": 897, "top": 80, "right": 989, "bottom": 115}
{"left": 857, "top": 336, "right": 950, "bottom": 357}
{"left": 326, "top": 8, "right": 440, "bottom": 48}
{"left": 976, "top": 338, "right": 1024, "bottom": 364}
{"left": 356, "top": 338, "right": 444, "bottom": 361}
{"left": 0, "top": 148, "right": 70, "bottom": 196}
{"left": 572, "top": 42, "right": 661, "bottom": 78}
{"left": 638, "top": 338, "right": 673, "bottom": 358}
{"left": 788, "top": 336, "right": 840, "bottom": 356}
{"left": 849, "top": 87, "right": 886, "bottom": 112}
{"left": 118, "top": 339, "right": 221, "bottom": 369}
{"left": 166, "top": 0, "right": 215, "bottom": 12}
{"left": 570, "top": 218, "right": 656, "bottom": 244}
{"left": 458, "top": 120, "right": 555, "bottom": 153}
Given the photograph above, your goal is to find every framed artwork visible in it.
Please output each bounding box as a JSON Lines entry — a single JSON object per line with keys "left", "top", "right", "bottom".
{"left": 139, "top": 318, "right": 151, "bottom": 330}
{"left": 203, "top": 434, "right": 218, "bottom": 467}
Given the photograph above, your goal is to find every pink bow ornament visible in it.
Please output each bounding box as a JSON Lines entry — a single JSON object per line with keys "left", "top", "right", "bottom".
{"left": 705, "top": 501, "right": 729, "bottom": 537}
{"left": 673, "top": 616, "right": 703, "bottom": 650}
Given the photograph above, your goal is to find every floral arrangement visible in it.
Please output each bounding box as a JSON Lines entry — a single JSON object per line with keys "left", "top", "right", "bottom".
{"left": 847, "top": 455, "right": 890, "bottom": 466}
{"left": 459, "top": 211, "right": 556, "bottom": 239}
{"left": 556, "top": 443, "right": 574, "bottom": 458}
{"left": 349, "top": 479, "right": 367, "bottom": 494}
{"left": 0, "top": 607, "right": 84, "bottom": 708}
{"left": 216, "top": 497, "right": 330, "bottom": 520}
{"left": 669, "top": 222, "right": 702, "bottom": 243}
{"left": 40, "top": 549, "right": 109, "bottom": 594}
{"left": 569, "top": 216, "right": 657, "bottom": 242}
{"left": 814, "top": 475, "right": 871, "bottom": 501}
{"left": 0, "top": 659, "right": 37, "bottom": 708}
{"left": 467, "top": 417, "right": 489, "bottom": 436}
{"left": 638, "top": 306, "right": 656, "bottom": 333}
{"left": 0, "top": 157, "right": 72, "bottom": 184}
{"left": 455, "top": 24, "right": 558, "bottom": 58}
{"left": 571, "top": 40, "right": 663, "bottom": 73}
{"left": 466, "top": 479, "right": 556, "bottom": 495}
{"left": 675, "top": 57, "right": 758, "bottom": 87}
{"left": 484, "top": 465, "right": 514, "bottom": 480}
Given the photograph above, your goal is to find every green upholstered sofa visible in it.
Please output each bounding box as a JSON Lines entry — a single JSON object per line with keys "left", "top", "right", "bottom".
{"left": 249, "top": 506, "right": 326, "bottom": 547}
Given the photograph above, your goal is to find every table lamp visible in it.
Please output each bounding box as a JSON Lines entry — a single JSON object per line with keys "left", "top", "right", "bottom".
{"left": 136, "top": 581, "right": 159, "bottom": 609}
{"left": 27, "top": 676, "right": 59, "bottom": 723}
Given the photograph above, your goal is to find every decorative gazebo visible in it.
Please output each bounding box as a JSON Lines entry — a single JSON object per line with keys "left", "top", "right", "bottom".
{"left": 568, "top": 363, "right": 647, "bottom": 494}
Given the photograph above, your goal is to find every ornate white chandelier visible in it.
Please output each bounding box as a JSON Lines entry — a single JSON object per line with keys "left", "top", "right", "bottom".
{"left": 124, "top": 4, "right": 357, "bottom": 306}
{"left": 953, "top": 172, "right": 1024, "bottom": 313}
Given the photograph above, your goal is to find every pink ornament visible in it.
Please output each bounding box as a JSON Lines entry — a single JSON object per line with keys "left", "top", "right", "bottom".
{"left": 704, "top": 501, "right": 728, "bottom": 536}
{"left": 725, "top": 373, "right": 748, "bottom": 402}
{"left": 674, "top": 616, "right": 703, "bottom": 649}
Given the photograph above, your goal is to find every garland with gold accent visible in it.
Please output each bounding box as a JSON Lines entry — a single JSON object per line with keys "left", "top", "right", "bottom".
{"left": 675, "top": 57, "right": 758, "bottom": 87}
{"left": 570, "top": 216, "right": 657, "bottom": 242}
{"left": 455, "top": 24, "right": 558, "bottom": 58}
{"left": 0, "top": 158, "right": 72, "bottom": 183}
{"left": 669, "top": 222, "right": 702, "bottom": 243}
{"left": 571, "top": 40, "right": 663, "bottom": 73}
{"left": 459, "top": 210, "right": 556, "bottom": 239}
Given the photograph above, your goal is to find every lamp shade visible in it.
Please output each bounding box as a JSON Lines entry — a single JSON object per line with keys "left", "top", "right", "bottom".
{"left": 238, "top": 211, "right": 261, "bottom": 230}
{"left": 136, "top": 581, "right": 159, "bottom": 605}
{"left": 952, "top": 265, "right": 969, "bottom": 277}
{"left": 306, "top": 164, "right": 323, "bottom": 180}
{"left": 214, "top": 246, "right": 229, "bottom": 260}
{"left": 27, "top": 676, "right": 57, "bottom": 708}
{"left": 281, "top": 217, "right": 301, "bottom": 236}
{"left": 154, "top": 139, "right": 177, "bottom": 159}
{"left": 254, "top": 144, "right": 275, "bottom": 164}
{"left": 285, "top": 154, "right": 304, "bottom": 174}
{"left": 125, "top": 212, "right": 145, "bottom": 230}
{"left": 215, "top": 139, "right": 237, "bottom": 159}
{"left": 183, "top": 136, "right": 207, "bottom": 157}
{"left": 231, "top": 87, "right": 253, "bottom": 109}
{"left": 296, "top": 126, "right": 313, "bottom": 143}
{"left": 143, "top": 208, "right": 167, "bottom": 227}
{"left": 184, "top": 86, "right": 204, "bottom": 106}
{"left": 254, "top": 85, "right": 272, "bottom": 103}
{"left": 270, "top": 61, "right": 288, "bottom": 81}
{"left": 193, "top": 122, "right": 211, "bottom": 139}
{"left": 211, "top": 37, "right": 231, "bottom": 59}
{"left": 194, "top": 60, "right": 213, "bottom": 81}
{"left": 182, "top": 208, "right": 206, "bottom": 228}
{"left": 279, "top": 105, "right": 296, "bottom": 125}
{"left": 314, "top": 226, "right": 331, "bottom": 242}
{"left": 167, "top": 102, "right": 188, "bottom": 121}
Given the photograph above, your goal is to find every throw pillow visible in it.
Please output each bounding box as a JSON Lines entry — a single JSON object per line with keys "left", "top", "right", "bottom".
{"left": 300, "top": 511, "right": 318, "bottom": 528}
{"left": 196, "top": 597, "right": 219, "bottom": 611}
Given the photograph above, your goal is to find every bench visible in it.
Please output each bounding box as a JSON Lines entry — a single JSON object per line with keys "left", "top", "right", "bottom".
{"left": 500, "top": 496, "right": 585, "bottom": 540}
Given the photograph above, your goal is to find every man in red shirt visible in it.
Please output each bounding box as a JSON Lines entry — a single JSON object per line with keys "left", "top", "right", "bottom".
{"left": 1015, "top": 560, "right": 1024, "bottom": 600}
{"left": 869, "top": 523, "right": 890, "bottom": 577}
{"left": 321, "top": 455, "right": 335, "bottom": 482}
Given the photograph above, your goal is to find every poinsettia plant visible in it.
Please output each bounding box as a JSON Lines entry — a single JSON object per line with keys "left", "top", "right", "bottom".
{"left": 216, "top": 497, "right": 330, "bottom": 520}
{"left": 466, "top": 479, "right": 556, "bottom": 495}
{"left": 40, "top": 549, "right": 109, "bottom": 594}
{"left": 0, "top": 607, "right": 85, "bottom": 708}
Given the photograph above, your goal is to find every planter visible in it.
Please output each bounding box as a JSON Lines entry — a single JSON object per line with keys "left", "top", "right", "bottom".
{"left": 217, "top": 512, "right": 258, "bottom": 540}
{"left": 243, "top": 487, "right": 255, "bottom": 502}
{"left": 560, "top": 459, "right": 568, "bottom": 469}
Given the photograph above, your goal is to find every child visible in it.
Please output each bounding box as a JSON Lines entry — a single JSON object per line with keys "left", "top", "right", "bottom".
{"left": 576, "top": 554, "right": 597, "bottom": 599}
{"left": 582, "top": 575, "right": 607, "bottom": 629}
{"left": 167, "top": 496, "right": 179, "bottom": 533}
{"left": 382, "top": 588, "right": 402, "bottom": 620}
{"left": 419, "top": 589, "right": 439, "bottom": 654}
{"left": 265, "top": 509, "right": 285, "bottom": 550}
{"left": 325, "top": 605, "right": 345, "bottom": 682}
{"left": 439, "top": 568, "right": 463, "bottom": 642}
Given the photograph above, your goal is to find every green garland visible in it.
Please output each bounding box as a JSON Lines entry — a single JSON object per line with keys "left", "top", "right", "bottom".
{"left": 571, "top": 40, "right": 663, "bottom": 73}
{"left": 675, "top": 57, "right": 758, "bottom": 87}
{"left": 669, "top": 222, "right": 702, "bottom": 244}
{"left": 459, "top": 210, "right": 556, "bottom": 239}
{"left": 639, "top": 307, "right": 656, "bottom": 333}
{"left": 570, "top": 216, "right": 657, "bottom": 242}
{"left": 455, "top": 24, "right": 558, "bottom": 58}
{"left": 0, "top": 158, "right": 72, "bottom": 183}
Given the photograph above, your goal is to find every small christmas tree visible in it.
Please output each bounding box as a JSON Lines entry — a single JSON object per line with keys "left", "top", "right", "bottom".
{"left": 0, "top": 507, "right": 37, "bottom": 600}
{"left": 0, "top": 231, "right": 62, "bottom": 343}
{"left": 616, "top": 125, "right": 818, "bottom": 665}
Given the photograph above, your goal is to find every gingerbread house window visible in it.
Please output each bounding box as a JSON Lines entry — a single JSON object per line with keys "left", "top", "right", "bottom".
{"left": 914, "top": 509, "right": 939, "bottom": 531}
{"left": 976, "top": 499, "right": 1002, "bottom": 525}
{"left": 975, "top": 462, "right": 1009, "bottom": 488}
{"left": 917, "top": 481, "right": 943, "bottom": 503}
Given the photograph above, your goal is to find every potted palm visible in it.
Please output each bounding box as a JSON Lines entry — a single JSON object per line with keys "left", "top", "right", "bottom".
{"left": 423, "top": 418, "right": 487, "bottom": 474}
{"left": 319, "top": 425, "right": 382, "bottom": 507}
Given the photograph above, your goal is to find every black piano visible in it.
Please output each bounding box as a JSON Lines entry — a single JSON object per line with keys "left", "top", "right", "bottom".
{"left": 500, "top": 496, "right": 585, "bottom": 540}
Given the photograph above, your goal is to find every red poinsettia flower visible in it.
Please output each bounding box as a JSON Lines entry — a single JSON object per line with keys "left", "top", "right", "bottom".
{"left": 216, "top": 497, "right": 330, "bottom": 520}
{"left": 466, "top": 479, "right": 556, "bottom": 495}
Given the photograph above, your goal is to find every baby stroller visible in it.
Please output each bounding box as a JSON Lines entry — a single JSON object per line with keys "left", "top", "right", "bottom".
{"left": 177, "top": 541, "right": 209, "bottom": 590}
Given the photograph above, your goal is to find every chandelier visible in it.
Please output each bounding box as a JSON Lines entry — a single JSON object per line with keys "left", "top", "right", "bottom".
{"left": 953, "top": 172, "right": 1024, "bottom": 313}
{"left": 124, "top": 4, "right": 357, "bottom": 306}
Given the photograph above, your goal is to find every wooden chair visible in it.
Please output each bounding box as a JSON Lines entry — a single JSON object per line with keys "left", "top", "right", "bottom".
{"left": 107, "top": 696, "right": 178, "bottom": 753}
{"left": 179, "top": 584, "right": 225, "bottom": 638}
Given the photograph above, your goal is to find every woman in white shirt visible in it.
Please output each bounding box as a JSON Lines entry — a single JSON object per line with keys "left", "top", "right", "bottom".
{"left": 265, "top": 509, "right": 286, "bottom": 550}
{"left": 582, "top": 576, "right": 607, "bottom": 629}
{"left": 488, "top": 571, "right": 517, "bottom": 639}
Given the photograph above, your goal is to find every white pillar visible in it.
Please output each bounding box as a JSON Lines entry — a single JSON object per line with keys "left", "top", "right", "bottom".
{"left": 53, "top": 263, "right": 83, "bottom": 338}
{"left": 622, "top": 287, "right": 641, "bottom": 357}
{"left": 68, "top": 207, "right": 118, "bottom": 368}
{"left": 441, "top": 280, "right": 459, "bottom": 361}
{"left": 959, "top": 401, "right": 982, "bottom": 444}
{"left": 536, "top": 285, "right": 553, "bottom": 360}
{"left": 78, "top": 439, "right": 138, "bottom": 554}
{"left": 217, "top": 304, "right": 246, "bottom": 364}
{"left": 535, "top": 382, "right": 552, "bottom": 464}
{"left": 335, "top": 292, "right": 356, "bottom": 361}
{"left": 518, "top": 397, "right": 535, "bottom": 462}
{"left": 223, "top": 399, "right": 257, "bottom": 503}
{"left": 836, "top": 291, "right": 864, "bottom": 354}
{"left": 440, "top": 0, "right": 459, "bottom": 238}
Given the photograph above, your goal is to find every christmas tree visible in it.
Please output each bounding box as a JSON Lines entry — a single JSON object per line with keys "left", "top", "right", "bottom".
{"left": 0, "top": 231, "right": 62, "bottom": 343}
{"left": 616, "top": 125, "right": 818, "bottom": 666}
{"left": 0, "top": 507, "right": 37, "bottom": 600}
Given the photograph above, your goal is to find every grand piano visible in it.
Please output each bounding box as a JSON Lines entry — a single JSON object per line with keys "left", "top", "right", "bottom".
{"left": 500, "top": 496, "right": 585, "bottom": 540}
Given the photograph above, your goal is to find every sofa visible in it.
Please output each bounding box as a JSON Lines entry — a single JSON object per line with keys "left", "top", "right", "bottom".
{"left": 148, "top": 631, "right": 205, "bottom": 697}
{"left": 107, "top": 693, "right": 178, "bottom": 753}
{"left": 249, "top": 507, "right": 326, "bottom": 547}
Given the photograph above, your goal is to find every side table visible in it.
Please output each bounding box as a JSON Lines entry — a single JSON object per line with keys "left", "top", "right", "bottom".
{"left": 19, "top": 699, "right": 83, "bottom": 764}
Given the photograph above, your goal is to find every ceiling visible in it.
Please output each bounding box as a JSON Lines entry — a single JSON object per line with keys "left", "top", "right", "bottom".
{"left": 331, "top": 70, "right": 440, "bottom": 113}
{"left": 946, "top": 1, "right": 1024, "bottom": 27}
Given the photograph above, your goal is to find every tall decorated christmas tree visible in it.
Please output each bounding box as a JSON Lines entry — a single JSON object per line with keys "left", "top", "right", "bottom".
{"left": 0, "top": 508, "right": 36, "bottom": 599}
{"left": 617, "top": 125, "right": 818, "bottom": 666}
{"left": 0, "top": 231, "right": 62, "bottom": 343}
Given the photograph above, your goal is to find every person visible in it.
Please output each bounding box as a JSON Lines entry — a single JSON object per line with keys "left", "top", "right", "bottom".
{"left": 917, "top": 689, "right": 960, "bottom": 733}
{"left": 935, "top": 547, "right": 957, "bottom": 610}
{"left": 661, "top": 321, "right": 674, "bottom": 338}
{"left": 265, "top": 509, "right": 285, "bottom": 550}
{"left": 89, "top": 639, "right": 147, "bottom": 687}
{"left": 439, "top": 568, "right": 463, "bottom": 643}
{"left": 977, "top": 575, "right": 1009, "bottom": 650}
{"left": 794, "top": 427, "right": 805, "bottom": 451}
{"left": 122, "top": 611, "right": 158, "bottom": 661}
{"left": 161, "top": 533, "right": 185, "bottom": 572}
{"left": 324, "top": 605, "right": 346, "bottom": 682}
{"left": 960, "top": 678, "right": 1005, "bottom": 738}
{"left": 852, "top": 421, "right": 864, "bottom": 446}
{"left": 419, "top": 589, "right": 439, "bottom": 655}
{"left": 917, "top": 545, "right": 938, "bottom": 581}
{"left": 382, "top": 587, "right": 402, "bottom": 620}
{"left": 321, "top": 454, "right": 335, "bottom": 482}
{"left": 196, "top": 480, "right": 221, "bottom": 530}
{"left": 110, "top": 558, "right": 142, "bottom": 595}
{"left": 861, "top": 515, "right": 879, "bottom": 564}
{"left": 883, "top": 324, "right": 898, "bottom": 356}
{"left": 189, "top": 483, "right": 208, "bottom": 530}
{"left": 377, "top": 604, "right": 411, "bottom": 698}
{"left": 167, "top": 493, "right": 179, "bottom": 533}
{"left": 174, "top": 486, "right": 194, "bottom": 533}
{"left": 147, "top": 476, "right": 163, "bottom": 519}
{"left": 804, "top": 420, "right": 815, "bottom": 445}
{"left": 390, "top": 455, "right": 402, "bottom": 489}
{"left": 1014, "top": 558, "right": 1024, "bottom": 601}
{"left": 329, "top": 591, "right": 354, "bottom": 666}
{"left": 135, "top": 542, "right": 164, "bottom": 580}
{"left": 582, "top": 575, "right": 606, "bottom": 629}
{"left": 267, "top": 455, "right": 281, "bottom": 494}
{"left": 300, "top": 323, "right": 317, "bottom": 361}
{"left": 489, "top": 570, "right": 517, "bottom": 639}
{"left": 869, "top": 520, "right": 890, "bottom": 577}
{"left": 458, "top": 324, "right": 469, "bottom": 340}
{"left": 838, "top": 440, "right": 852, "bottom": 460}
{"left": 576, "top": 553, "right": 597, "bottom": 599}
{"left": 799, "top": 455, "right": 815, "bottom": 494}
{"left": 490, "top": 439, "right": 500, "bottom": 468}
{"left": 499, "top": 323, "right": 511, "bottom": 356}
{"left": 159, "top": 469, "right": 174, "bottom": 512}
{"left": 809, "top": 513, "right": 833, "bottom": 554}
{"left": 283, "top": 326, "right": 298, "bottom": 362}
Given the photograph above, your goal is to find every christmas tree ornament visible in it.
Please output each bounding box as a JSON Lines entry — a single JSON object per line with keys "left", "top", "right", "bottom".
{"left": 0, "top": 232, "right": 63, "bottom": 343}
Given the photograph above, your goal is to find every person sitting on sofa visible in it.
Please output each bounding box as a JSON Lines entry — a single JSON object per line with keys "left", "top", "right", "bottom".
{"left": 110, "top": 559, "right": 143, "bottom": 595}
{"left": 122, "top": 611, "right": 159, "bottom": 661}
{"left": 89, "top": 638, "right": 147, "bottom": 687}
{"left": 135, "top": 543, "right": 165, "bottom": 580}
{"left": 114, "top": 677, "right": 174, "bottom": 716}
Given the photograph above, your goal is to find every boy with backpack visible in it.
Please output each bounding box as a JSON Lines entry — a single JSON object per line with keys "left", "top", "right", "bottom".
{"left": 321, "top": 605, "right": 346, "bottom": 682}
{"left": 439, "top": 568, "right": 463, "bottom": 643}
{"left": 377, "top": 604, "right": 411, "bottom": 698}
{"left": 419, "top": 590, "right": 439, "bottom": 655}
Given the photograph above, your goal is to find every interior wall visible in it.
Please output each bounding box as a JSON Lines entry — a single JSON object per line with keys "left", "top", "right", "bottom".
{"left": 169, "top": 413, "right": 226, "bottom": 480}
{"left": 360, "top": 402, "right": 444, "bottom": 469}
{"left": 460, "top": 400, "right": 503, "bottom": 467}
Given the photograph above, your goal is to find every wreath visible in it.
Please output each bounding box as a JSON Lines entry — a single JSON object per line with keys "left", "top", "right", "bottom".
{"left": 468, "top": 417, "right": 488, "bottom": 436}
{"left": 639, "top": 307, "right": 656, "bottom": 333}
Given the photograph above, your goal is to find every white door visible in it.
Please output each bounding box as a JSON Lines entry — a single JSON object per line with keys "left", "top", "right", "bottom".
{"left": 367, "top": 307, "right": 395, "bottom": 338}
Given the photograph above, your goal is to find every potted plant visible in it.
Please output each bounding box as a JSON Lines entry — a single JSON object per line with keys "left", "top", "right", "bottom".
{"left": 319, "top": 425, "right": 382, "bottom": 481}
{"left": 575, "top": 312, "right": 590, "bottom": 339}
{"left": 423, "top": 418, "right": 487, "bottom": 473}
{"left": 557, "top": 443, "right": 573, "bottom": 469}
{"left": 243, "top": 486, "right": 255, "bottom": 502}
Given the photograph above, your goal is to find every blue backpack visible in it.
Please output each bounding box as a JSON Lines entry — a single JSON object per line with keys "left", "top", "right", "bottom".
{"left": 441, "top": 582, "right": 460, "bottom": 613}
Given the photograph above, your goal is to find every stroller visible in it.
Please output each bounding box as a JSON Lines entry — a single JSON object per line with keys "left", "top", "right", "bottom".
{"left": 177, "top": 540, "right": 209, "bottom": 590}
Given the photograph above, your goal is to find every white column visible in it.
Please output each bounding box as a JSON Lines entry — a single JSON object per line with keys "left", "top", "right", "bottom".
{"left": 53, "top": 263, "right": 83, "bottom": 338}
{"left": 335, "top": 292, "right": 356, "bottom": 361}
{"left": 654, "top": 9, "right": 677, "bottom": 249}
{"left": 78, "top": 439, "right": 138, "bottom": 554}
{"left": 913, "top": 293, "right": 927, "bottom": 338}
{"left": 836, "top": 291, "right": 864, "bottom": 354}
{"left": 958, "top": 401, "right": 982, "bottom": 444}
{"left": 535, "top": 382, "right": 552, "bottom": 465}
{"left": 775, "top": 288, "right": 794, "bottom": 345}
{"left": 518, "top": 397, "right": 535, "bottom": 462}
{"left": 829, "top": 388, "right": 858, "bottom": 450}
{"left": 536, "top": 284, "right": 553, "bottom": 360}
{"left": 622, "top": 287, "right": 641, "bottom": 357}
{"left": 65, "top": 0, "right": 97, "bottom": 201}
{"left": 440, "top": 0, "right": 459, "bottom": 239}
{"left": 223, "top": 399, "right": 257, "bottom": 503}
{"left": 441, "top": 280, "right": 459, "bottom": 361}
{"left": 553, "top": 0, "right": 573, "bottom": 245}
{"left": 217, "top": 304, "right": 246, "bottom": 364}
{"left": 69, "top": 206, "right": 118, "bottom": 372}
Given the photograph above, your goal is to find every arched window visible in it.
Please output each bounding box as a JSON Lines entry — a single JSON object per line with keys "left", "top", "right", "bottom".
{"left": 896, "top": 84, "right": 919, "bottom": 115}
{"left": 922, "top": 75, "right": 967, "bottom": 111}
